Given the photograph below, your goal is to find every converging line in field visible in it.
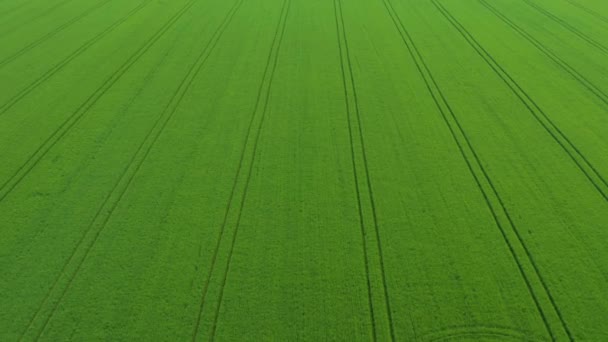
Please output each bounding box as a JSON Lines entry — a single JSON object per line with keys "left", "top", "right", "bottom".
{"left": 0, "top": 0, "right": 74, "bottom": 39}
{"left": 479, "top": 0, "right": 608, "bottom": 108}
{"left": 523, "top": 0, "right": 608, "bottom": 55}
{"left": 0, "top": 0, "right": 192, "bottom": 205}
{"left": 0, "top": 0, "right": 153, "bottom": 117}
{"left": 421, "top": 324, "right": 542, "bottom": 342}
{"left": 474, "top": 0, "right": 608, "bottom": 202}
{"left": 26, "top": 0, "right": 244, "bottom": 337}
{"left": 190, "top": 1, "right": 290, "bottom": 340}
{"left": 0, "top": 0, "right": 114, "bottom": 69}
{"left": 0, "top": 0, "right": 35, "bottom": 20}
{"left": 565, "top": 0, "right": 608, "bottom": 25}
{"left": 383, "top": 0, "right": 573, "bottom": 340}
{"left": 334, "top": 0, "right": 395, "bottom": 341}
{"left": 15, "top": 0, "right": 229, "bottom": 338}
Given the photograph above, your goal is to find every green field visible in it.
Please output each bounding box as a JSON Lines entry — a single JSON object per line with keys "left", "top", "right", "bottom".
{"left": 1, "top": 0, "right": 608, "bottom": 340}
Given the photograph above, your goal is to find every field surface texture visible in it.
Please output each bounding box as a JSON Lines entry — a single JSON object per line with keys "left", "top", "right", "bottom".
{"left": 1, "top": 0, "right": 607, "bottom": 340}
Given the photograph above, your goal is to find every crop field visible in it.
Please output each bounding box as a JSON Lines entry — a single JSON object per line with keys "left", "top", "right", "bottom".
{"left": 1, "top": 0, "right": 608, "bottom": 340}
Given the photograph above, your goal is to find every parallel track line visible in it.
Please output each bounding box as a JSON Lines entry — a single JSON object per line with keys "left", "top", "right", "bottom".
{"left": 18, "top": 0, "right": 199, "bottom": 336}
{"left": 334, "top": 0, "right": 396, "bottom": 340}
{"left": 0, "top": 0, "right": 114, "bottom": 68}
{"left": 435, "top": 3, "right": 608, "bottom": 201}
{"left": 332, "top": 0, "right": 377, "bottom": 339}
{"left": 0, "top": 0, "right": 194, "bottom": 204}
{"left": 0, "top": 0, "right": 152, "bottom": 117}
{"left": 565, "top": 0, "right": 608, "bottom": 25}
{"left": 0, "top": 0, "right": 32, "bottom": 20}
{"left": 382, "top": 0, "right": 570, "bottom": 339}
{"left": 479, "top": 0, "right": 608, "bottom": 107}
{"left": 0, "top": 0, "right": 74, "bottom": 39}
{"left": 190, "top": 1, "right": 290, "bottom": 340}
{"left": 523, "top": 0, "right": 608, "bottom": 54}
{"left": 19, "top": 0, "right": 244, "bottom": 339}
{"left": 476, "top": 0, "right": 608, "bottom": 201}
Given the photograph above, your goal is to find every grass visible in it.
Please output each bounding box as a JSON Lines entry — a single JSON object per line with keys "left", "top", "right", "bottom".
{"left": 1, "top": 0, "right": 607, "bottom": 340}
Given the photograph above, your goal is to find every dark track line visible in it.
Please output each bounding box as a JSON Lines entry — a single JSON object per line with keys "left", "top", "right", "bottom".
{"left": 422, "top": 324, "right": 543, "bottom": 342}
{"left": 431, "top": 0, "right": 584, "bottom": 340}
{"left": 19, "top": 0, "right": 243, "bottom": 339}
{"left": 423, "top": 325, "right": 543, "bottom": 342}
{"left": 334, "top": 0, "right": 396, "bottom": 340}
{"left": 565, "top": 0, "right": 608, "bottom": 25}
{"left": 0, "top": 0, "right": 194, "bottom": 205}
{"left": 206, "top": 4, "right": 289, "bottom": 338}
{"left": 0, "top": 0, "right": 74, "bottom": 39}
{"left": 434, "top": 1, "right": 608, "bottom": 201}
{"left": 523, "top": 0, "right": 608, "bottom": 55}
{"left": 478, "top": 0, "right": 608, "bottom": 200}
{"left": 480, "top": 0, "right": 608, "bottom": 109}
{"left": 17, "top": 0, "right": 199, "bottom": 336}
{"left": 19, "top": 24, "right": 179, "bottom": 342}
{"left": 428, "top": 331, "right": 536, "bottom": 342}
{"left": 0, "top": 0, "right": 152, "bottom": 117}
{"left": 0, "top": 0, "right": 32, "bottom": 20}
{"left": 380, "top": 0, "right": 565, "bottom": 339}
{"left": 332, "top": 1, "right": 377, "bottom": 340}
{"left": 190, "top": 2, "right": 290, "bottom": 341}
{"left": 189, "top": 0, "right": 283, "bottom": 332}
{"left": 0, "top": 0, "right": 113, "bottom": 69}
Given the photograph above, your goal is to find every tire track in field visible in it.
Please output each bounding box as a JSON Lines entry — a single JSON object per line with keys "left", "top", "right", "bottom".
{"left": 334, "top": 0, "right": 378, "bottom": 338}
{"left": 476, "top": 0, "right": 608, "bottom": 201}
{"left": 382, "top": 0, "right": 572, "bottom": 340}
{"left": 17, "top": 12, "right": 184, "bottom": 340}
{"left": 18, "top": 0, "right": 243, "bottom": 339}
{"left": 478, "top": 0, "right": 608, "bottom": 108}
{"left": 0, "top": 0, "right": 152, "bottom": 117}
{"left": 334, "top": 0, "right": 395, "bottom": 341}
{"left": 0, "top": 0, "right": 113, "bottom": 69}
{"left": 440, "top": 1, "right": 608, "bottom": 201}
{"left": 0, "top": 1, "right": 31, "bottom": 20}
{"left": 0, "top": 0, "right": 74, "bottom": 39}
{"left": 0, "top": 0, "right": 195, "bottom": 205}
{"left": 565, "top": 0, "right": 608, "bottom": 25}
{"left": 523, "top": 0, "right": 608, "bottom": 55}
{"left": 422, "top": 324, "right": 542, "bottom": 342}
{"left": 453, "top": 1, "right": 608, "bottom": 287}
{"left": 190, "top": 1, "right": 289, "bottom": 340}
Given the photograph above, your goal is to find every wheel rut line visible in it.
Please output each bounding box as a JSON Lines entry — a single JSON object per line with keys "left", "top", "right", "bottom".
{"left": 422, "top": 324, "right": 544, "bottom": 342}
{"left": 15, "top": 0, "right": 207, "bottom": 338}
{"left": 207, "top": 3, "right": 289, "bottom": 337}
{"left": 0, "top": 0, "right": 114, "bottom": 69}
{"left": 478, "top": 0, "right": 608, "bottom": 109}
{"left": 0, "top": 0, "right": 195, "bottom": 205}
{"left": 565, "top": 0, "right": 608, "bottom": 25}
{"left": 0, "top": 0, "right": 32, "bottom": 20}
{"left": 333, "top": 0, "right": 377, "bottom": 340}
{"left": 523, "top": 0, "right": 608, "bottom": 55}
{"left": 29, "top": 0, "right": 243, "bottom": 335}
{"left": 382, "top": 0, "right": 567, "bottom": 339}
{"left": 190, "top": 1, "right": 290, "bottom": 340}
{"left": 0, "top": 0, "right": 74, "bottom": 39}
{"left": 19, "top": 23, "right": 179, "bottom": 340}
{"left": 32, "top": 0, "right": 239, "bottom": 331}
{"left": 334, "top": 0, "right": 377, "bottom": 339}
{"left": 0, "top": 0, "right": 152, "bottom": 117}
{"left": 334, "top": 0, "right": 395, "bottom": 341}
{"left": 476, "top": 0, "right": 608, "bottom": 201}
{"left": 436, "top": 2, "right": 608, "bottom": 201}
